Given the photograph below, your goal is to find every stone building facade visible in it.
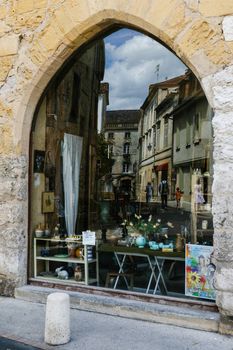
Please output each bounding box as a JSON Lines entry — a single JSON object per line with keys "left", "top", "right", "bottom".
{"left": 0, "top": 0, "right": 233, "bottom": 333}
{"left": 138, "top": 75, "right": 185, "bottom": 202}
{"left": 104, "top": 110, "right": 140, "bottom": 198}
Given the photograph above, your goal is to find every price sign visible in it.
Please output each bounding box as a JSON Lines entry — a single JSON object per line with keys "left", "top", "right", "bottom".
{"left": 82, "top": 230, "right": 96, "bottom": 245}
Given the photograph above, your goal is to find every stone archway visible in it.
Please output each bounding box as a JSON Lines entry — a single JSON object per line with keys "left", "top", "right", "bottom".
{"left": 1, "top": 1, "right": 233, "bottom": 328}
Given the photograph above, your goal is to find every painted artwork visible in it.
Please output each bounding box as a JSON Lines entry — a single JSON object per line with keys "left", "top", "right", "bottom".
{"left": 185, "top": 244, "right": 216, "bottom": 300}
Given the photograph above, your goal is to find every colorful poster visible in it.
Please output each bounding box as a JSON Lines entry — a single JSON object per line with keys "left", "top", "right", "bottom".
{"left": 185, "top": 244, "right": 216, "bottom": 300}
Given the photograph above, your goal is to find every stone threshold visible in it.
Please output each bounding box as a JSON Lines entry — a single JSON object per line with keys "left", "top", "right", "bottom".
{"left": 15, "top": 285, "right": 220, "bottom": 333}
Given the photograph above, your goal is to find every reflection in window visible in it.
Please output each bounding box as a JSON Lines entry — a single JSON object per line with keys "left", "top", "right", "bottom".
{"left": 164, "top": 118, "right": 168, "bottom": 148}
{"left": 186, "top": 120, "right": 191, "bottom": 146}
{"left": 175, "top": 125, "right": 180, "bottom": 150}
{"left": 193, "top": 113, "right": 200, "bottom": 143}
{"left": 108, "top": 132, "right": 114, "bottom": 139}
{"left": 123, "top": 162, "right": 129, "bottom": 173}
{"left": 123, "top": 143, "right": 130, "bottom": 154}
{"left": 156, "top": 121, "right": 160, "bottom": 150}
{"left": 30, "top": 32, "right": 215, "bottom": 302}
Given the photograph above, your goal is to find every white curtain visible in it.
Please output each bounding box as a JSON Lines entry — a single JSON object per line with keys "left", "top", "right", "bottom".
{"left": 62, "top": 133, "right": 83, "bottom": 236}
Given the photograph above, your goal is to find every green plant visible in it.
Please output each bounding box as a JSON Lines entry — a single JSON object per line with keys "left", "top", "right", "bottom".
{"left": 122, "top": 214, "right": 162, "bottom": 235}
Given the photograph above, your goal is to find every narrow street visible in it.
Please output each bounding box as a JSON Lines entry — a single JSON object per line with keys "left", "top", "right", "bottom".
{"left": 0, "top": 297, "right": 232, "bottom": 350}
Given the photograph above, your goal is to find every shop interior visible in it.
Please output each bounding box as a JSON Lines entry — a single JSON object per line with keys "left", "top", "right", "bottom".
{"left": 29, "top": 29, "right": 215, "bottom": 302}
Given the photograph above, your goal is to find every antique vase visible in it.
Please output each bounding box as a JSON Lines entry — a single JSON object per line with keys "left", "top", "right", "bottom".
{"left": 135, "top": 235, "right": 146, "bottom": 248}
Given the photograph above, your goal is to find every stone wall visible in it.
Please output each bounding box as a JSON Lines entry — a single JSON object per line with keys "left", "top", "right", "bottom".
{"left": 0, "top": 0, "right": 233, "bottom": 330}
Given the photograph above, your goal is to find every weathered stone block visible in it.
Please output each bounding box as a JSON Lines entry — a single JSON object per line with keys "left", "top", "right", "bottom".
{"left": 0, "top": 246, "right": 27, "bottom": 277}
{"left": 215, "top": 267, "right": 233, "bottom": 291}
{"left": 0, "top": 228, "right": 26, "bottom": 249}
{"left": 0, "top": 56, "right": 14, "bottom": 82}
{"left": 199, "top": 0, "right": 233, "bottom": 17}
{"left": 219, "top": 315, "right": 233, "bottom": 335}
{"left": 0, "top": 202, "right": 25, "bottom": 226}
{"left": 216, "top": 291, "right": 233, "bottom": 316}
{"left": 0, "top": 155, "right": 27, "bottom": 179}
{"left": 202, "top": 67, "right": 233, "bottom": 112}
{"left": 0, "top": 275, "right": 16, "bottom": 296}
{"left": 16, "top": 0, "right": 34, "bottom": 14}
{"left": 0, "top": 34, "right": 19, "bottom": 57}
{"left": 223, "top": 16, "right": 233, "bottom": 42}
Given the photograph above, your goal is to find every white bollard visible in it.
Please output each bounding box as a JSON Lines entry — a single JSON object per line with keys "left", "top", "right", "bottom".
{"left": 44, "top": 292, "right": 70, "bottom": 345}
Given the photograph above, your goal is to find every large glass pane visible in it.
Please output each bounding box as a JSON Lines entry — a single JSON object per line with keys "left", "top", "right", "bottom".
{"left": 30, "top": 28, "right": 214, "bottom": 301}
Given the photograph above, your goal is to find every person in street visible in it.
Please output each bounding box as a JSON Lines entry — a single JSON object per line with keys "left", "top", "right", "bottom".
{"left": 145, "top": 182, "right": 153, "bottom": 203}
{"left": 175, "top": 187, "right": 182, "bottom": 209}
{"left": 159, "top": 179, "right": 169, "bottom": 209}
{"left": 194, "top": 178, "right": 205, "bottom": 211}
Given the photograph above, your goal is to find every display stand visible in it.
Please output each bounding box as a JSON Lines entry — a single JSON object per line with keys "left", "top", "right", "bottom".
{"left": 191, "top": 173, "right": 213, "bottom": 244}
{"left": 34, "top": 238, "right": 99, "bottom": 285}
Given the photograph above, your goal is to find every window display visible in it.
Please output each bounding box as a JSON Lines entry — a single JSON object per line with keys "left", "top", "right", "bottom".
{"left": 29, "top": 41, "right": 214, "bottom": 302}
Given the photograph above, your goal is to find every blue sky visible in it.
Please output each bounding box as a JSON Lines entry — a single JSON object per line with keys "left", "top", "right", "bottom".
{"left": 103, "top": 29, "right": 187, "bottom": 110}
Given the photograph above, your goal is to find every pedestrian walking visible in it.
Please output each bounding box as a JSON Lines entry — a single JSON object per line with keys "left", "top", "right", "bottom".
{"left": 145, "top": 182, "right": 153, "bottom": 203}
{"left": 159, "top": 179, "right": 169, "bottom": 209}
{"left": 175, "top": 187, "right": 182, "bottom": 209}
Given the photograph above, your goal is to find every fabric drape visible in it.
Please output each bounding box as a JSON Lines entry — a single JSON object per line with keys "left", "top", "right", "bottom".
{"left": 62, "top": 133, "right": 83, "bottom": 236}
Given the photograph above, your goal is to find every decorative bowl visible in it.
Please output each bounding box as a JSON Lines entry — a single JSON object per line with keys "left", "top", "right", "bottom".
{"left": 107, "top": 235, "right": 119, "bottom": 245}
{"left": 35, "top": 230, "right": 44, "bottom": 238}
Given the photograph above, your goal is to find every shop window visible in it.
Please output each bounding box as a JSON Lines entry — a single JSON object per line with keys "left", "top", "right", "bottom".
{"left": 30, "top": 29, "right": 214, "bottom": 303}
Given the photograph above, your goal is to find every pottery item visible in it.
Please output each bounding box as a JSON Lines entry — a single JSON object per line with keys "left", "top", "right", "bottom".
{"left": 75, "top": 247, "right": 84, "bottom": 259}
{"left": 44, "top": 224, "right": 51, "bottom": 237}
{"left": 135, "top": 235, "right": 146, "bottom": 248}
{"left": 74, "top": 266, "right": 83, "bottom": 281}
{"left": 202, "top": 220, "right": 208, "bottom": 230}
{"left": 149, "top": 241, "right": 159, "bottom": 250}
{"left": 35, "top": 223, "right": 44, "bottom": 238}
{"left": 175, "top": 233, "right": 184, "bottom": 252}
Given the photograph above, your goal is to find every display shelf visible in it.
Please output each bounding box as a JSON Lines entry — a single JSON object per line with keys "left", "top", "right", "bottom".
{"left": 36, "top": 256, "right": 97, "bottom": 264}
{"left": 33, "top": 276, "right": 98, "bottom": 285}
{"left": 33, "top": 237, "right": 99, "bottom": 286}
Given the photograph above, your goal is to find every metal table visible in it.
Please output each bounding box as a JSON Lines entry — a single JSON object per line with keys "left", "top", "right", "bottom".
{"left": 98, "top": 244, "right": 185, "bottom": 294}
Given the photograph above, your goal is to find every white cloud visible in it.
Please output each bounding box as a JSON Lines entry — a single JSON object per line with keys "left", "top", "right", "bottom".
{"left": 104, "top": 33, "right": 186, "bottom": 110}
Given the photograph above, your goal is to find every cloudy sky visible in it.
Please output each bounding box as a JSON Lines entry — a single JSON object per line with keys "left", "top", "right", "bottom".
{"left": 104, "top": 29, "right": 187, "bottom": 110}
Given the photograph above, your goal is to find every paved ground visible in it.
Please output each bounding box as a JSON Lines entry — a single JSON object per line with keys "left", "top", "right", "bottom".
{"left": 0, "top": 337, "right": 41, "bottom": 350}
{"left": 0, "top": 296, "right": 232, "bottom": 350}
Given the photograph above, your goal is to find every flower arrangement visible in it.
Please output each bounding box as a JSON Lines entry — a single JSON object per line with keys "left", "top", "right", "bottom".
{"left": 121, "top": 214, "right": 174, "bottom": 238}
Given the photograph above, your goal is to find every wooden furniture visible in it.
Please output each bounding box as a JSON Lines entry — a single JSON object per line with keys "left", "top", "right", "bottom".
{"left": 105, "top": 272, "right": 134, "bottom": 290}
{"left": 34, "top": 238, "right": 99, "bottom": 286}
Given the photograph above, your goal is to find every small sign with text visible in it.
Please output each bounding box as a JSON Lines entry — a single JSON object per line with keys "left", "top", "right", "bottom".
{"left": 82, "top": 230, "right": 96, "bottom": 245}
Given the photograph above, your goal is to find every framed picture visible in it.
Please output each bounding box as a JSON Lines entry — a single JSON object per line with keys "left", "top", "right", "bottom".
{"left": 42, "top": 192, "right": 55, "bottom": 213}
{"left": 34, "top": 150, "right": 45, "bottom": 173}
{"left": 185, "top": 244, "right": 216, "bottom": 300}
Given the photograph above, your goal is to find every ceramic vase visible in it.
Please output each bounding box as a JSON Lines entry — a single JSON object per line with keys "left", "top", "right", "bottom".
{"left": 175, "top": 234, "right": 184, "bottom": 252}
{"left": 135, "top": 235, "right": 146, "bottom": 248}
